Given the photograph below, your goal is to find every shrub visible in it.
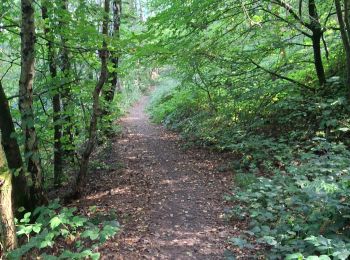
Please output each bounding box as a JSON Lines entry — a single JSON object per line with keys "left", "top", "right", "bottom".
{"left": 8, "top": 201, "right": 119, "bottom": 259}
{"left": 227, "top": 140, "right": 350, "bottom": 259}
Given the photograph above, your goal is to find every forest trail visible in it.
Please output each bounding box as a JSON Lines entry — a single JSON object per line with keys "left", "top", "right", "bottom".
{"left": 77, "top": 95, "right": 239, "bottom": 259}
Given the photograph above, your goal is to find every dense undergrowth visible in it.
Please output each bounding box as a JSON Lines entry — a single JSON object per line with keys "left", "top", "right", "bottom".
{"left": 3, "top": 0, "right": 350, "bottom": 258}
{"left": 149, "top": 73, "right": 350, "bottom": 259}
{"left": 7, "top": 201, "right": 119, "bottom": 259}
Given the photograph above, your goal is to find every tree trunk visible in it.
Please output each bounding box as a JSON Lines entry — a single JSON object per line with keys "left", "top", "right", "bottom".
{"left": 308, "top": 0, "right": 326, "bottom": 86}
{"left": 41, "top": 1, "right": 63, "bottom": 187}
{"left": 19, "top": 0, "right": 46, "bottom": 205}
{"left": 129, "top": 0, "right": 136, "bottom": 14}
{"left": 103, "top": 0, "right": 122, "bottom": 104}
{"left": 102, "top": 0, "right": 121, "bottom": 134}
{"left": 73, "top": 0, "right": 110, "bottom": 197}
{"left": 311, "top": 32, "right": 326, "bottom": 86}
{"left": 138, "top": 0, "right": 144, "bottom": 21}
{"left": 0, "top": 140, "right": 17, "bottom": 252}
{"left": 59, "top": 0, "right": 75, "bottom": 161}
{"left": 0, "top": 82, "right": 32, "bottom": 211}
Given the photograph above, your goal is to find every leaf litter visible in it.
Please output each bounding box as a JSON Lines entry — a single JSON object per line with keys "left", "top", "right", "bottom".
{"left": 70, "top": 96, "right": 259, "bottom": 259}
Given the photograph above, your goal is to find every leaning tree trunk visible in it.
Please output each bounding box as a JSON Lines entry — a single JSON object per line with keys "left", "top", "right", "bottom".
{"left": 0, "top": 139, "right": 17, "bottom": 252}
{"left": 41, "top": 1, "right": 63, "bottom": 187}
{"left": 0, "top": 81, "right": 32, "bottom": 211}
{"left": 73, "top": 0, "right": 110, "bottom": 197}
{"left": 19, "top": 0, "right": 46, "bottom": 205}
{"left": 308, "top": 0, "right": 326, "bottom": 86}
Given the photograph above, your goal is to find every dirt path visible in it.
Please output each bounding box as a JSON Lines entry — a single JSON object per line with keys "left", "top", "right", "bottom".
{"left": 77, "top": 96, "right": 240, "bottom": 259}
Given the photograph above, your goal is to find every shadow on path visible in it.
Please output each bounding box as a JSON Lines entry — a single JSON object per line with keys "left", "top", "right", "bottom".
{"left": 75, "top": 96, "right": 240, "bottom": 259}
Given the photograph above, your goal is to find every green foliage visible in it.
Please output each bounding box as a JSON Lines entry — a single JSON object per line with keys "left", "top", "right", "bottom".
{"left": 148, "top": 64, "right": 350, "bottom": 259}
{"left": 7, "top": 201, "right": 119, "bottom": 259}
{"left": 148, "top": 75, "right": 179, "bottom": 123}
{"left": 226, "top": 140, "right": 350, "bottom": 259}
{"left": 3, "top": 0, "right": 350, "bottom": 257}
{"left": 0, "top": 0, "right": 153, "bottom": 190}
{"left": 146, "top": 3, "right": 350, "bottom": 257}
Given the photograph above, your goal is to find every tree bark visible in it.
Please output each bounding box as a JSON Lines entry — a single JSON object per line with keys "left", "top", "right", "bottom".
{"left": 102, "top": 0, "right": 122, "bottom": 134}
{"left": 311, "top": 32, "right": 326, "bottom": 86}
{"left": 19, "top": 0, "right": 46, "bottom": 205}
{"left": 308, "top": 0, "right": 326, "bottom": 86}
{"left": 73, "top": 0, "right": 110, "bottom": 197}
{"left": 103, "top": 0, "right": 122, "bottom": 104}
{"left": 41, "top": 1, "right": 63, "bottom": 187}
{"left": 59, "top": 0, "right": 75, "bottom": 160}
{"left": 0, "top": 139, "right": 17, "bottom": 252}
{"left": 0, "top": 82, "right": 32, "bottom": 211}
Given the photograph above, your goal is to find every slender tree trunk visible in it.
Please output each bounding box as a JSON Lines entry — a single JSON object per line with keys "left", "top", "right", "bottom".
{"left": 335, "top": 0, "right": 350, "bottom": 94}
{"left": 59, "top": 0, "right": 75, "bottom": 160}
{"left": 74, "top": 0, "right": 110, "bottom": 197}
{"left": 102, "top": 0, "right": 121, "bottom": 134}
{"left": 19, "top": 0, "right": 46, "bottom": 205}
{"left": 311, "top": 32, "right": 326, "bottom": 86}
{"left": 41, "top": 1, "right": 63, "bottom": 187}
{"left": 130, "top": 0, "right": 136, "bottom": 13}
{"left": 129, "top": 0, "right": 137, "bottom": 24}
{"left": 0, "top": 140, "right": 17, "bottom": 252}
{"left": 138, "top": 0, "right": 144, "bottom": 21}
{"left": 103, "top": 0, "right": 121, "bottom": 103}
{"left": 308, "top": 0, "right": 326, "bottom": 86}
{"left": 0, "top": 82, "right": 32, "bottom": 211}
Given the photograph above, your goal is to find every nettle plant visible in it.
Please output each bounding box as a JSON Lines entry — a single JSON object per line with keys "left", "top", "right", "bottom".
{"left": 8, "top": 200, "right": 119, "bottom": 259}
{"left": 228, "top": 139, "right": 350, "bottom": 259}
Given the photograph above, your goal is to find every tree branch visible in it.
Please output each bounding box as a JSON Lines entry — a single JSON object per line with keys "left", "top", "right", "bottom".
{"left": 272, "top": 0, "right": 312, "bottom": 30}
{"left": 249, "top": 58, "right": 314, "bottom": 91}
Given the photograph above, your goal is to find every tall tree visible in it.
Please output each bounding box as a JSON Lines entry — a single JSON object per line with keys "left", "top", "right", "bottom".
{"left": 74, "top": 0, "right": 110, "bottom": 197}
{"left": 104, "top": 0, "right": 122, "bottom": 104}
{"left": 19, "top": 0, "right": 46, "bottom": 205}
{"left": 59, "top": 0, "right": 75, "bottom": 160}
{"left": 308, "top": 0, "right": 326, "bottom": 86}
{"left": 41, "top": 0, "right": 63, "bottom": 187}
{"left": 102, "top": 0, "right": 122, "bottom": 132}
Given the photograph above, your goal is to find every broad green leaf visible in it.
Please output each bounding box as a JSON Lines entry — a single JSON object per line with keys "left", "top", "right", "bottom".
{"left": 50, "top": 216, "right": 62, "bottom": 229}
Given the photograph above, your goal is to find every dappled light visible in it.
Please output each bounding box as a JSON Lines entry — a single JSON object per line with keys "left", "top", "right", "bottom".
{"left": 80, "top": 96, "right": 236, "bottom": 259}
{"left": 1, "top": 0, "right": 350, "bottom": 259}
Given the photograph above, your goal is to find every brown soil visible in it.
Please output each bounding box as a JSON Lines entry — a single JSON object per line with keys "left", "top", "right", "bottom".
{"left": 73, "top": 96, "right": 246, "bottom": 259}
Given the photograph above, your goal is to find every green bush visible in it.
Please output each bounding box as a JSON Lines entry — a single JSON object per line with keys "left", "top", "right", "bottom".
{"left": 8, "top": 201, "right": 119, "bottom": 259}
{"left": 148, "top": 75, "right": 350, "bottom": 258}
{"left": 227, "top": 140, "right": 350, "bottom": 259}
